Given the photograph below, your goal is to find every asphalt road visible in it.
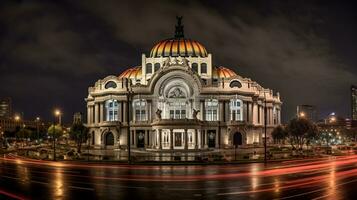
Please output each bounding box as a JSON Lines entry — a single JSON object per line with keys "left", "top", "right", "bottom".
{"left": 1, "top": 154, "right": 357, "bottom": 200}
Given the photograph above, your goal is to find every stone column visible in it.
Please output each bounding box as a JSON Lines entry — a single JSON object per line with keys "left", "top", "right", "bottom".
{"left": 215, "top": 129, "right": 219, "bottom": 148}
{"left": 252, "top": 102, "right": 258, "bottom": 124}
{"left": 148, "top": 101, "right": 152, "bottom": 122}
{"left": 152, "top": 130, "right": 156, "bottom": 148}
{"left": 170, "top": 129, "right": 174, "bottom": 150}
{"left": 204, "top": 130, "right": 208, "bottom": 148}
{"left": 118, "top": 102, "right": 122, "bottom": 122}
{"left": 132, "top": 130, "right": 136, "bottom": 148}
{"left": 123, "top": 102, "right": 127, "bottom": 122}
{"left": 145, "top": 130, "right": 148, "bottom": 147}
{"left": 225, "top": 101, "right": 230, "bottom": 122}
{"left": 94, "top": 103, "right": 99, "bottom": 124}
{"left": 184, "top": 129, "right": 188, "bottom": 150}
{"left": 100, "top": 102, "right": 104, "bottom": 122}
{"left": 159, "top": 129, "right": 162, "bottom": 150}
{"left": 200, "top": 101, "right": 204, "bottom": 120}
{"left": 194, "top": 129, "right": 198, "bottom": 149}
{"left": 201, "top": 129, "right": 204, "bottom": 149}
{"left": 219, "top": 101, "right": 224, "bottom": 122}
{"left": 87, "top": 106, "right": 91, "bottom": 124}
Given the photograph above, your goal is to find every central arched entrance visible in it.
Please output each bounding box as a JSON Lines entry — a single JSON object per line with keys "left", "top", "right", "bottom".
{"left": 233, "top": 132, "right": 243, "bottom": 147}
{"left": 105, "top": 132, "right": 114, "bottom": 146}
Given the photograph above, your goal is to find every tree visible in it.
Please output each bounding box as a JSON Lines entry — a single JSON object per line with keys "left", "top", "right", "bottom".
{"left": 16, "top": 128, "right": 33, "bottom": 140}
{"left": 69, "top": 123, "right": 89, "bottom": 153}
{"left": 271, "top": 125, "right": 287, "bottom": 144}
{"left": 47, "top": 125, "right": 63, "bottom": 139}
{"left": 286, "top": 118, "right": 319, "bottom": 150}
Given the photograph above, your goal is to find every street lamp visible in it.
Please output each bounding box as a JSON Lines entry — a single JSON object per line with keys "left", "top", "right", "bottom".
{"left": 14, "top": 115, "right": 20, "bottom": 122}
{"left": 55, "top": 109, "right": 62, "bottom": 125}
{"left": 125, "top": 78, "right": 133, "bottom": 164}
{"left": 36, "top": 117, "right": 40, "bottom": 142}
{"left": 53, "top": 109, "right": 61, "bottom": 161}
{"left": 264, "top": 91, "right": 267, "bottom": 164}
{"left": 299, "top": 112, "right": 305, "bottom": 118}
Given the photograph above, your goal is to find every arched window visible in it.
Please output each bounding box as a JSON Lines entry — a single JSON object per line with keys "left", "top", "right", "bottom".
{"left": 229, "top": 80, "right": 242, "bottom": 88}
{"left": 146, "top": 63, "right": 152, "bottom": 74}
{"left": 230, "top": 99, "right": 243, "bottom": 121}
{"left": 205, "top": 99, "right": 219, "bottom": 121}
{"left": 105, "top": 99, "right": 119, "bottom": 121}
{"left": 105, "top": 132, "right": 114, "bottom": 146}
{"left": 105, "top": 81, "right": 117, "bottom": 89}
{"left": 191, "top": 63, "right": 198, "bottom": 73}
{"left": 133, "top": 99, "right": 147, "bottom": 121}
{"left": 154, "top": 63, "right": 160, "bottom": 72}
{"left": 201, "top": 63, "right": 207, "bottom": 74}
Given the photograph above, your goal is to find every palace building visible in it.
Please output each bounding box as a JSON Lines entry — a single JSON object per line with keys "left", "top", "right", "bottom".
{"left": 85, "top": 18, "right": 282, "bottom": 150}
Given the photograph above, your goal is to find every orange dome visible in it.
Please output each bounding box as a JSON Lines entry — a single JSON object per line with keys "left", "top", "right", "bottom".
{"left": 118, "top": 66, "right": 142, "bottom": 79}
{"left": 213, "top": 66, "right": 237, "bottom": 79}
{"left": 150, "top": 38, "right": 208, "bottom": 58}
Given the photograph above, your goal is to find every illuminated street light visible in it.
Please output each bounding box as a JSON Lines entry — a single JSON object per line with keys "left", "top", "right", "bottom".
{"left": 53, "top": 109, "right": 62, "bottom": 161}
{"left": 14, "top": 115, "right": 20, "bottom": 121}
{"left": 330, "top": 116, "right": 336, "bottom": 123}
{"left": 299, "top": 112, "right": 305, "bottom": 118}
{"left": 54, "top": 109, "right": 62, "bottom": 125}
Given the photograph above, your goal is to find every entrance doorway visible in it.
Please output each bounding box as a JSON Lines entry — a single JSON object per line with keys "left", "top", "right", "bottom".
{"left": 233, "top": 132, "right": 243, "bottom": 147}
{"left": 136, "top": 130, "right": 145, "bottom": 148}
{"left": 175, "top": 132, "right": 182, "bottom": 147}
{"left": 105, "top": 132, "right": 114, "bottom": 146}
{"left": 208, "top": 130, "right": 216, "bottom": 148}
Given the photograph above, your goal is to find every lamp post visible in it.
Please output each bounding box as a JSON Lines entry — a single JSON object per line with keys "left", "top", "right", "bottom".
{"left": 36, "top": 117, "right": 40, "bottom": 142}
{"left": 53, "top": 109, "right": 61, "bottom": 161}
{"left": 126, "top": 78, "right": 133, "bottom": 164}
{"left": 264, "top": 91, "right": 267, "bottom": 164}
{"left": 14, "top": 115, "right": 22, "bottom": 147}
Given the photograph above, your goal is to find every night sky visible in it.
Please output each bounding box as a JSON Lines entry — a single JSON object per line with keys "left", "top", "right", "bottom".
{"left": 1, "top": 0, "right": 357, "bottom": 124}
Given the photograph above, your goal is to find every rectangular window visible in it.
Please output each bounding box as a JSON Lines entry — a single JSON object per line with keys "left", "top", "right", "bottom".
{"left": 170, "top": 110, "right": 174, "bottom": 119}
{"left": 135, "top": 110, "right": 140, "bottom": 121}
{"left": 146, "top": 64, "right": 152, "bottom": 74}
{"left": 201, "top": 64, "right": 207, "bottom": 74}
{"left": 181, "top": 110, "right": 186, "bottom": 118}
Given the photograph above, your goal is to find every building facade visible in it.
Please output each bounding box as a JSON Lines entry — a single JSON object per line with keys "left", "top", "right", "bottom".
{"left": 297, "top": 105, "right": 317, "bottom": 122}
{"left": 0, "top": 97, "right": 12, "bottom": 119}
{"left": 86, "top": 19, "right": 282, "bottom": 150}
{"left": 352, "top": 85, "right": 357, "bottom": 121}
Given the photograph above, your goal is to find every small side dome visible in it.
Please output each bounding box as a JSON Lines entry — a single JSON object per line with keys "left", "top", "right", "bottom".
{"left": 213, "top": 66, "right": 238, "bottom": 79}
{"left": 118, "top": 66, "right": 142, "bottom": 80}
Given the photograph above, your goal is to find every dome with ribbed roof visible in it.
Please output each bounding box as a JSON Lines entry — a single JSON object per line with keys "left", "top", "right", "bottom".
{"left": 149, "top": 16, "right": 208, "bottom": 58}
{"left": 118, "top": 66, "right": 142, "bottom": 80}
{"left": 150, "top": 38, "right": 208, "bottom": 58}
{"left": 213, "top": 66, "right": 238, "bottom": 79}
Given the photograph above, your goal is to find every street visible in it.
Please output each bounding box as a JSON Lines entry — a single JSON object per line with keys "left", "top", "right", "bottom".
{"left": 1, "top": 154, "right": 357, "bottom": 199}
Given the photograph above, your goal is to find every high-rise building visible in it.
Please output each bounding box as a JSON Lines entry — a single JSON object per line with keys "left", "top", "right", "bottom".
{"left": 73, "top": 112, "right": 82, "bottom": 124}
{"left": 0, "top": 97, "right": 12, "bottom": 119}
{"left": 297, "top": 105, "right": 317, "bottom": 122}
{"left": 352, "top": 85, "right": 357, "bottom": 120}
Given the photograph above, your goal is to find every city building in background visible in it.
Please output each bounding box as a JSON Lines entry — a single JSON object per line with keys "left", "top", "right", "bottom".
{"left": 0, "top": 97, "right": 12, "bottom": 119}
{"left": 297, "top": 105, "right": 317, "bottom": 122}
{"left": 86, "top": 18, "right": 282, "bottom": 150}
{"left": 352, "top": 85, "right": 357, "bottom": 120}
{"left": 317, "top": 113, "right": 348, "bottom": 145}
{"left": 0, "top": 117, "right": 47, "bottom": 134}
{"left": 73, "top": 112, "right": 82, "bottom": 124}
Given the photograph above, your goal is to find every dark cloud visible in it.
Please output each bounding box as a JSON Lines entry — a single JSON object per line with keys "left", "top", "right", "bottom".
{"left": 0, "top": 0, "right": 356, "bottom": 123}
